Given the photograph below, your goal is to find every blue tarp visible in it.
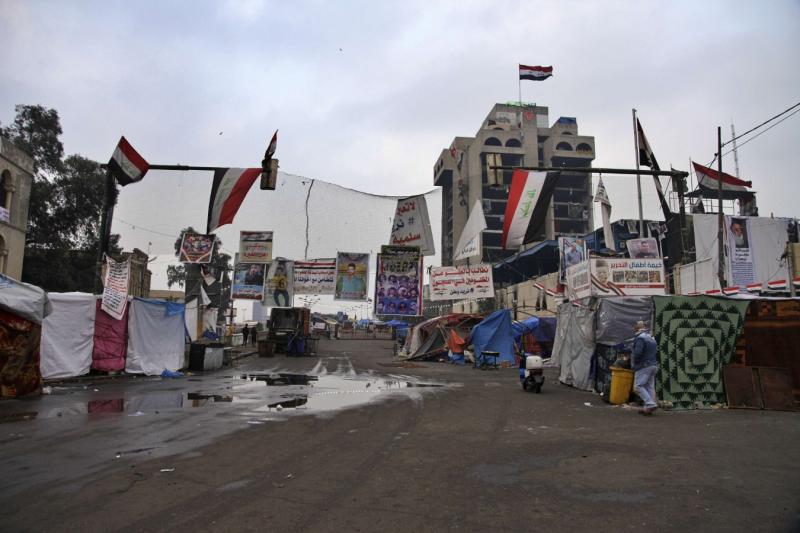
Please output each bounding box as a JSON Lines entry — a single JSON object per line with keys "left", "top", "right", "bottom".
{"left": 534, "top": 316, "right": 557, "bottom": 343}
{"left": 471, "top": 309, "right": 515, "bottom": 366}
{"left": 512, "top": 317, "right": 540, "bottom": 346}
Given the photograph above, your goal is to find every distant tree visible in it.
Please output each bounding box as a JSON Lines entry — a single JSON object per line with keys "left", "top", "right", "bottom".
{"left": 0, "top": 104, "right": 121, "bottom": 291}
{"left": 172, "top": 227, "right": 232, "bottom": 322}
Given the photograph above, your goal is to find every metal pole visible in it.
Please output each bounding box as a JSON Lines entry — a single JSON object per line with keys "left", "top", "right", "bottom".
{"left": 94, "top": 168, "right": 117, "bottom": 294}
{"left": 717, "top": 127, "right": 726, "bottom": 289}
{"left": 788, "top": 243, "right": 797, "bottom": 298}
{"left": 489, "top": 165, "right": 688, "bottom": 178}
{"left": 632, "top": 109, "right": 644, "bottom": 236}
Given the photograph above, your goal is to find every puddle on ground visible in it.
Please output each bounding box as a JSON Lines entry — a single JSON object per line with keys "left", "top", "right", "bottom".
{"left": 0, "top": 373, "right": 447, "bottom": 422}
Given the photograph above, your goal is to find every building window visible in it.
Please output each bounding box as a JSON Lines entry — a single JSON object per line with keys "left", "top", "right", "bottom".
{"left": 505, "top": 138, "right": 522, "bottom": 148}
{"left": 576, "top": 143, "right": 592, "bottom": 152}
{"left": 556, "top": 142, "right": 573, "bottom": 151}
{"left": 0, "top": 170, "right": 9, "bottom": 210}
{"left": 484, "top": 137, "right": 502, "bottom": 146}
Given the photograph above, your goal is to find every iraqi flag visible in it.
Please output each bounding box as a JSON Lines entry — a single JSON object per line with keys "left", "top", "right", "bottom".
{"left": 519, "top": 64, "right": 553, "bottom": 81}
{"left": 693, "top": 161, "right": 752, "bottom": 192}
{"left": 206, "top": 168, "right": 262, "bottom": 233}
{"left": 501, "top": 170, "right": 558, "bottom": 249}
{"left": 108, "top": 136, "right": 149, "bottom": 186}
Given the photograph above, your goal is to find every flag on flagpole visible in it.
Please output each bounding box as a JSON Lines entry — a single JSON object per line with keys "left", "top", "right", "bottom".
{"left": 453, "top": 200, "right": 488, "bottom": 261}
{"left": 501, "top": 170, "right": 558, "bottom": 249}
{"left": 636, "top": 119, "right": 671, "bottom": 219}
{"left": 519, "top": 64, "right": 553, "bottom": 81}
{"left": 692, "top": 161, "right": 752, "bottom": 191}
{"left": 108, "top": 136, "right": 149, "bottom": 186}
{"left": 594, "top": 178, "right": 616, "bottom": 251}
{"left": 206, "top": 168, "right": 262, "bottom": 233}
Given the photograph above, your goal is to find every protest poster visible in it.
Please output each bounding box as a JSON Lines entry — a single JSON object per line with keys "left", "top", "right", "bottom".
{"left": 565, "top": 260, "right": 591, "bottom": 300}
{"left": 389, "top": 195, "right": 435, "bottom": 255}
{"left": 627, "top": 237, "right": 660, "bottom": 259}
{"left": 293, "top": 258, "right": 336, "bottom": 295}
{"left": 179, "top": 233, "right": 215, "bottom": 264}
{"left": 101, "top": 255, "right": 130, "bottom": 320}
{"left": 429, "top": 264, "right": 494, "bottom": 301}
{"left": 375, "top": 247, "right": 422, "bottom": 316}
{"left": 726, "top": 216, "right": 756, "bottom": 287}
{"left": 559, "top": 236, "right": 587, "bottom": 282}
{"left": 232, "top": 262, "right": 266, "bottom": 300}
{"left": 239, "top": 231, "right": 273, "bottom": 262}
{"left": 334, "top": 252, "right": 369, "bottom": 301}
{"left": 264, "top": 258, "right": 293, "bottom": 307}
{"left": 589, "top": 258, "right": 666, "bottom": 296}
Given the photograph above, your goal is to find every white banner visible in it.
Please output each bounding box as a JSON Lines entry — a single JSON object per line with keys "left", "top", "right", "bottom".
{"left": 590, "top": 258, "right": 666, "bottom": 297}
{"left": 429, "top": 264, "right": 494, "bottom": 301}
{"left": 453, "top": 200, "right": 487, "bottom": 261}
{"left": 293, "top": 258, "right": 336, "bottom": 295}
{"left": 726, "top": 216, "right": 756, "bottom": 287}
{"left": 239, "top": 231, "right": 273, "bottom": 262}
{"left": 101, "top": 255, "right": 130, "bottom": 321}
{"left": 390, "top": 195, "right": 435, "bottom": 255}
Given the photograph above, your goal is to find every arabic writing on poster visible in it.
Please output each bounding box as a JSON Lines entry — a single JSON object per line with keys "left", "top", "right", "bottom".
{"left": 389, "top": 195, "right": 435, "bottom": 255}
{"left": 101, "top": 256, "right": 130, "bottom": 320}
{"left": 239, "top": 231, "right": 273, "bottom": 262}
{"left": 293, "top": 259, "right": 336, "bottom": 295}
{"left": 429, "top": 264, "right": 494, "bottom": 301}
{"left": 375, "top": 249, "right": 422, "bottom": 316}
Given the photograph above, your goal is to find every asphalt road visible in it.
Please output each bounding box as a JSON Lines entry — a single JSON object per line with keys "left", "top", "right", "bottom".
{"left": 1, "top": 338, "right": 798, "bottom": 532}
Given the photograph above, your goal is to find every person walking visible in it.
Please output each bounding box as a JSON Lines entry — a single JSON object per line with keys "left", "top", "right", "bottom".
{"left": 632, "top": 320, "right": 659, "bottom": 415}
{"left": 241, "top": 324, "right": 250, "bottom": 346}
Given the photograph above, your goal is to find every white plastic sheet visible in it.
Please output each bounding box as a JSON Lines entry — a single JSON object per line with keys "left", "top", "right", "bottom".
{"left": 552, "top": 301, "right": 596, "bottom": 391}
{"left": 40, "top": 293, "right": 96, "bottom": 379}
{"left": 0, "top": 274, "right": 52, "bottom": 324}
{"left": 126, "top": 299, "right": 185, "bottom": 375}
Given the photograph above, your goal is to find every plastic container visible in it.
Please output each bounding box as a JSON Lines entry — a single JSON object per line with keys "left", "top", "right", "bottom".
{"left": 609, "top": 366, "right": 634, "bottom": 405}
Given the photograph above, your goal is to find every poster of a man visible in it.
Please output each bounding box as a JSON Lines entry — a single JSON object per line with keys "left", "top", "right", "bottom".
{"left": 232, "top": 263, "right": 266, "bottom": 300}
{"left": 730, "top": 218, "right": 749, "bottom": 248}
{"left": 264, "top": 259, "right": 294, "bottom": 307}
{"left": 335, "top": 253, "right": 369, "bottom": 301}
{"left": 627, "top": 238, "right": 660, "bottom": 259}
{"left": 559, "top": 236, "right": 586, "bottom": 282}
{"left": 594, "top": 259, "right": 611, "bottom": 285}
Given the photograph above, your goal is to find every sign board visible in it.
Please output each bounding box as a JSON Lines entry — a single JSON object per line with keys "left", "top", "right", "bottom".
{"left": 627, "top": 237, "right": 660, "bottom": 259}
{"left": 375, "top": 247, "right": 422, "bottom": 316}
{"left": 264, "top": 259, "right": 293, "bottom": 307}
{"left": 232, "top": 263, "right": 266, "bottom": 300}
{"left": 239, "top": 231, "right": 273, "bottom": 262}
{"left": 179, "top": 233, "right": 215, "bottom": 264}
{"left": 429, "top": 264, "right": 494, "bottom": 301}
{"left": 293, "top": 258, "right": 336, "bottom": 295}
{"left": 334, "top": 252, "right": 370, "bottom": 301}
{"left": 566, "top": 258, "right": 667, "bottom": 298}
{"left": 559, "top": 236, "right": 587, "bottom": 282}
{"left": 389, "top": 195, "right": 435, "bottom": 255}
{"left": 101, "top": 255, "right": 130, "bottom": 320}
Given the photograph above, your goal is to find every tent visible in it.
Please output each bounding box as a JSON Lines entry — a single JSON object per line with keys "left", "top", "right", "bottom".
{"left": 471, "top": 309, "right": 515, "bottom": 367}
{"left": 40, "top": 292, "right": 96, "bottom": 379}
{"left": 126, "top": 298, "right": 186, "bottom": 376}
{"left": 400, "top": 314, "right": 482, "bottom": 360}
{"left": 92, "top": 299, "right": 128, "bottom": 372}
{"left": 552, "top": 301, "right": 597, "bottom": 391}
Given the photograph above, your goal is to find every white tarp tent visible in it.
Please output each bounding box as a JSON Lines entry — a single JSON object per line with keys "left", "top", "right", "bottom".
{"left": 126, "top": 299, "right": 186, "bottom": 375}
{"left": 552, "top": 301, "right": 596, "bottom": 391}
{"left": 0, "top": 274, "right": 52, "bottom": 324}
{"left": 40, "top": 292, "right": 96, "bottom": 379}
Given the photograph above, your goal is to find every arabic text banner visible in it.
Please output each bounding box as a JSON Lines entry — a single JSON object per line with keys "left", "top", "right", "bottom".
{"left": 239, "top": 231, "right": 273, "bottom": 262}
{"left": 389, "top": 195, "right": 435, "bottom": 255}
{"left": 429, "top": 264, "right": 494, "bottom": 301}
{"left": 101, "top": 256, "right": 130, "bottom": 320}
{"left": 725, "top": 216, "right": 755, "bottom": 286}
{"left": 179, "top": 233, "right": 215, "bottom": 264}
{"left": 567, "top": 258, "right": 666, "bottom": 298}
{"left": 232, "top": 263, "right": 266, "bottom": 300}
{"left": 293, "top": 258, "right": 336, "bottom": 295}
{"left": 335, "top": 252, "right": 370, "bottom": 301}
{"left": 264, "top": 259, "right": 293, "bottom": 307}
{"left": 375, "top": 247, "right": 422, "bottom": 316}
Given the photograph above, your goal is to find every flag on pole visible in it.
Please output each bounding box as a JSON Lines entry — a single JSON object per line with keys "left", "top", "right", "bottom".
{"left": 594, "top": 178, "right": 616, "bottom": 251}
{"left": 453, "top": 200, "right": 488, "bottom": 261}
{"left": 636, "top": 119, "right": 672, "bottom": 219}
{"left": 519, "top": 64, "right": 553, "bottom": 81}
{"left": 501, "top": 170, "right": 558, "bottom": 249}
{"left": 692, "top": 161, "right": 752, "bottom": 192}
{"left": 108, "top": 136, "right": 149, "bottom": 186}
{"left": 206, "top": 168, "right": 262, "bottom": 233}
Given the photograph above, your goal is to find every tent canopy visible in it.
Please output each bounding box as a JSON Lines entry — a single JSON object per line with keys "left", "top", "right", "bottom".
{"left": 471, "top": 309, "right": 515, "bottom": 366}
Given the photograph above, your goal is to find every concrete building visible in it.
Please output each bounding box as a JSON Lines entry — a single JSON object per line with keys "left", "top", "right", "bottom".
{"left": 0, "top": 137, "right": 34, "bottom": 279}
{"left": 433, "top": 103, "right": 596, "bottom": 266}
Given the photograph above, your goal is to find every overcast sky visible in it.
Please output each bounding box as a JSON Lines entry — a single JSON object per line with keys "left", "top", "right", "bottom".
{"left": 2, "top": 0, "right": 799, "bottom": 312}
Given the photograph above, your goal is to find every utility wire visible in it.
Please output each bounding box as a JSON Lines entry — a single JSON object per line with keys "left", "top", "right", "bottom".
{"left": 722, "top": 100, "right": 800, "bottom": 147}
{"left": 721, "top": 106, "right": 800, "bottom": 157}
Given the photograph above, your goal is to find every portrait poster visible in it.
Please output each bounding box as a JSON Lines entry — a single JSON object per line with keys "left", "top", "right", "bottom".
{"left": 179, "top": 233, "right": 215, "bottom": 264}
{"left": 264, "top": 258, "right": 294, "bottom": 307}
{"left": 293, "top": 258, "right": 336, "bottom": 295}
{"left": 726, "top": 216, "right": 756, "bottom": 287}
{"left": 101, "top": 255, "right": 130, "bottom": 320}
{"left": 375, "top": 247, "right": 422, "bottom": 316}
{"left": 559, "top": 236, "right": 587, "bottom": 282}
{"left": 429, "top": 264, "right": 494, "bottom": 301}
{"left": 334, "top": 252, "right": 370, "bottom": 301}
{"left": 627, "top": 238, "right": 660, "bottom": 259}
{"left": 239, "top": 231, "right": 273, "bottom": 262}
{"left": 389, "top": 195, "right": 435, "bottom": 256}
{"left": 232, "top": 262, "right": 266, "bottom": 300}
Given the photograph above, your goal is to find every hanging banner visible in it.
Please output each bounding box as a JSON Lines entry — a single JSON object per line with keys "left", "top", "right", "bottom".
{"left": 293, "top": 258, "right": 336, "bottom": 295}
{"left": 726, "top": 216, "right": 756, "bottom": 287}
{"left": 589, "top": 258, "right": 666, "bottom": 297}
{"left": 559, "top": 236, "right": 587, "bottom": 282}
{"left": 627, "top": 237, "right": 660, "bottom": 259}
{"left": 239, "top": 231, "right": 273, "bottom": 262}
{"left": 179, "top": 233, "right": 215, "bottom": 264}
{"left": 453, "top": 200, "right": 488, "bottom": 261}
{"left": 429, "top": 264, "right": 494, "bottom": 301}
{"left": 264, "top": 258, "right": 294, "bottom": 307}
{"left": 334, "top": 252, "right": 370, "bottom": 301}
{"left": 101, "top": 255, "right": 130, "bottom": 320}
{"left": 375, "top": 247, "right": 423, "bottom": 316}
{"left": 232, "top": 262, "right": 266, "bottom": 300}
{"left": 389, "top": 195, "right": 435, "bottom": 255}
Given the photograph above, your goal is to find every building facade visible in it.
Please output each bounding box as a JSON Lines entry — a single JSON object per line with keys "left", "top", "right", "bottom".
{"left": 434, "top": 103, "right": 596, "bottom": 266}
{"left": 0, "top": 137, "right": 34, "bottom": 279}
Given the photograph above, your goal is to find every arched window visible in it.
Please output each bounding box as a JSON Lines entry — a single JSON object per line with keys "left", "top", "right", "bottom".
{"left": 484, "top": 137, "right": 502, "bottom": 146}
{"left": 505, "top": 138, "right": 522, "bottom": 148}
{"left": 556, "top": 142, "right": 573, "bottom": 151}
{"left": 576, "top": 143, "right": 592, "bottom": 152}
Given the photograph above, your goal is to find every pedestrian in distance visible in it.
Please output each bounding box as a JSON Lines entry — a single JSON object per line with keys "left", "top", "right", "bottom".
{"left": 632, "top": 320, "right": 659, "bottom": 415}
{"left": 242, "top": 324, "right": 249, "bottom": 346}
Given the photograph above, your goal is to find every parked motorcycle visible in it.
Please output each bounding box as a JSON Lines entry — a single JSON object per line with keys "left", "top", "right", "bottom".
{"left": 519, "top": 354, "right": 545, "bottom": 393}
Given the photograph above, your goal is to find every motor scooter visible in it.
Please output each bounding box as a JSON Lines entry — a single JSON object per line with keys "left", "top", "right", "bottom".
{"left": 519, "top": 353, "right": 545, "bottom": 393}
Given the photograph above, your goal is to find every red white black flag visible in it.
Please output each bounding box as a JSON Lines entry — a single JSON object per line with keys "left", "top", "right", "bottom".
{"left": 108, "top": 136, "right": 149, "bottom": 186}
{"left": 501, "top": 170, "right": 558, "bottom": 249}
{"left": 206, "top": 168, "right": 262, "bottom": 233}
{"left": 692, "top": 161, "right": 752, "bottom": 192}
{"left": 519, "top": 64, "right": 553, "bottom": 81}
{"left": 636, "top": 119, "right": 672, "bottom": 219}
{"left": 265, "top": 129, "right": 278, "bottom": 160}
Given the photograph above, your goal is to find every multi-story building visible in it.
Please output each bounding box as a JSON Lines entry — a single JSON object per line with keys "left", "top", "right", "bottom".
{"left": 0, "top": 137, "right": 34, "bottom": 279}
{"left": 433, "top": 103, "right": 596, "bottom": 266}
